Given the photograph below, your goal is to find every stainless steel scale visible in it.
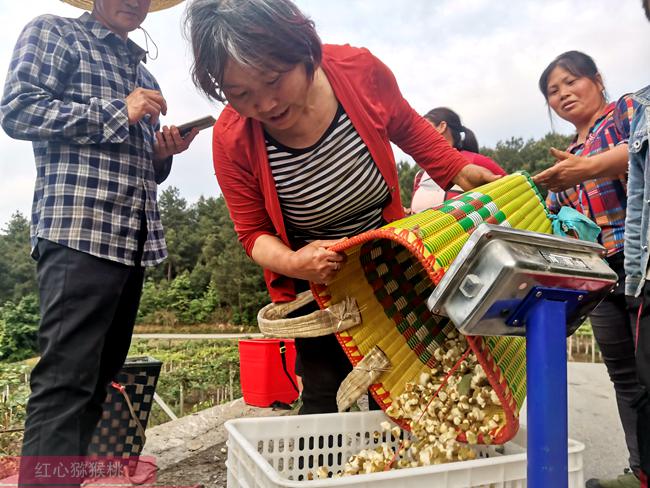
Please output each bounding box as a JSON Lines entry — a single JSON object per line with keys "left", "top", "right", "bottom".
{"left": 426, "top": 224, "right": 617, "bottom": 488}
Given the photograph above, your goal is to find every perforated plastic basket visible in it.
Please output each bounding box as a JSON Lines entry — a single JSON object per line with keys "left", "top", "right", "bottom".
{"left": 225, "top": 411, "right": 584, "bottom": 488}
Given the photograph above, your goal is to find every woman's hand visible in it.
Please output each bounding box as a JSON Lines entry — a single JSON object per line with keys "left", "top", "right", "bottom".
{"left": 452, "top": 164, "right": 501, "bottom": 191}
{"left": 533, "top": 148, "right": 588, "bottom": 192}
{"left": 250, "top": 235, "right": 347, "bottom": 284}
{"left": 289, "top": 240, "right": 348, "bottom": 285}
{"left": 533, "top": 144, "right": 630, "bottom": 192}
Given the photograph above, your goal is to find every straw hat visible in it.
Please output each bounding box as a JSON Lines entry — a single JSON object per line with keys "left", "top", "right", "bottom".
{"left": 60, "top": 0, "right": 185, "bottom": 13}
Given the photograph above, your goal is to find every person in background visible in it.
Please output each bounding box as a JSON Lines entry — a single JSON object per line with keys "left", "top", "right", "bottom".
{"left": 624, "top": 2, "right": 650, "bottom": 487}
{"left": 410, "top": 107, "right": 506, "bottom": 213}
{"left": 534, "top": 50, "right": 641, "bottom": 488}
{"left": 0, "top": 0, "right": 197, "bottom": 484}
{"left": 184, "top": 0, "right": 498, "bottom": 415}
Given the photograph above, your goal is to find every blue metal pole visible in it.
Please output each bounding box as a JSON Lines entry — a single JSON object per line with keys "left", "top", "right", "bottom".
{"left": 526, "top": 298, "right": 568, "bottom": 488}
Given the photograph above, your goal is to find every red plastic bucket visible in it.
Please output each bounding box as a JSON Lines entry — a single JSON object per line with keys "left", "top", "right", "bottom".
{"left": 238, "top": 338, "right": 299, "bottom": 407}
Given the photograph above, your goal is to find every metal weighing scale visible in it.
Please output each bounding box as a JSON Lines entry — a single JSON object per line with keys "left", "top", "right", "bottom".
{"left": 427, "top": 224, "right": 618, "bottom": 488}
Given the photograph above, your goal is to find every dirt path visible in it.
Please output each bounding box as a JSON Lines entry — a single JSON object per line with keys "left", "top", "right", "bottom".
{"left": 143, "top": 398, "right": 292, "bottom": 488}
{"left": 156, "top": 440, "right": 228, "bottom": 488}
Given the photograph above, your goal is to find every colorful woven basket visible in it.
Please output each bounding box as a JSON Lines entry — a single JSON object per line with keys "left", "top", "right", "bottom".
{"left": 311, "top": 172, "right": 551, "bottom": 444}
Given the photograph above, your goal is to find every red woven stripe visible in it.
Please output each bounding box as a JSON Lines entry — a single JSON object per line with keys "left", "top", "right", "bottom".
{"left": 402, "top": 327, "right": 416, "bottom": 341}
{"left": 413, "top": 343, "right": 425, "bottom": 357}
{"left": 449, "top": 208, "right": 467, "bottom": 220}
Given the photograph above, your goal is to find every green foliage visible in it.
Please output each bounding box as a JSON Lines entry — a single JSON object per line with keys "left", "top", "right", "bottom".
{"left": 481, "top": 132, "right": 574, "bottom": 177}
{"left": 135, "top": 190, "right": 267, "bottom": 326}
{"left": 0, "top": 212, "right": 36, "bottom": 304}
{"left": 127, "top": 340, "right": 241, "bottom": 425}
{"left": 0, "top": 362, "right": 30, "bottom": 456}
{"left": 151, "top": 187, "right": 203, "bottom": 282}
{"left": 397, "top": 160, "right": 419, "bottom": 208}
{"left": 210, "top": 220, "right": 267, "bottom": 325}
{"left": 0, "top": 294, "right": 39, "bottom": 362}
{"left": 138, "top": 274, "right": 220, "bottom": 325}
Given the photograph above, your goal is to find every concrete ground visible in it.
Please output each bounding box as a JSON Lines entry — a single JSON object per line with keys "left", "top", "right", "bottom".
{"left": 142, "top": 398, "right": 292, "bottom": 470}
{"left": 568, "top": 362, "right": 631, "bottom": 481}
{"left": 518, "top": 362, "right": 630, "bottom": 482}
{"left": 142, "top": 362, "right": 630, "bottom": 484}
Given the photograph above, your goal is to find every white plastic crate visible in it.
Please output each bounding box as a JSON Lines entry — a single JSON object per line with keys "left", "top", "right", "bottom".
{"left": 225, "top": 410, "right": 584, "bottom": 488}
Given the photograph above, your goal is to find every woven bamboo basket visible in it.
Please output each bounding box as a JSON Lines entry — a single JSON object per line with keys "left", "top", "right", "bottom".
{"left": 308, "top": 172, "right": 551, "bottom": 444}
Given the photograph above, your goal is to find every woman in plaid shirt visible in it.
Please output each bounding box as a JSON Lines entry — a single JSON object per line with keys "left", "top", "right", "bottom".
{"left": 536, "top": 51, "right": 641, "bottom": 488}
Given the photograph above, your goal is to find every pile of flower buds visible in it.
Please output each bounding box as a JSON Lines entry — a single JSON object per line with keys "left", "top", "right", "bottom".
{"left": 315, "top": 331, "right": 503, "bottom": 477}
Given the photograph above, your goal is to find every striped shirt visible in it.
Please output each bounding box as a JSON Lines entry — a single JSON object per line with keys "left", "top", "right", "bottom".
{"left": 267, "top": 104, "right": 389, "bottom": 244}
{"left": 546, "top": 96, "right": 634, "bottom": 256}
{"left": 0, "top": 13, "right": 170, "bottom": 266}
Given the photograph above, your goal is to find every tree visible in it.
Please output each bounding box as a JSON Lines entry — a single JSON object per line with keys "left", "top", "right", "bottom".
{"left": 397, "top": 160, "right": 419, "bottom": 208}
{"left": 138, "top": 194, "right": 267, "bottom": 325}
{"left": 0, "top": 212, "right": 37, "bottom": 305}
{"left": 0, "top": 293, "right": 39, "bottom": 361}
{"left": 190, "top": 196, "right": 231, "bottom": 291}
{"left": 210, "top": 214, "right": 267, "bottom": 324}
{"left": 482, "top": 132, "right": 573, "bottom": 176}
{"left": 156, "top": 187, "right": 202, "bottom": 281}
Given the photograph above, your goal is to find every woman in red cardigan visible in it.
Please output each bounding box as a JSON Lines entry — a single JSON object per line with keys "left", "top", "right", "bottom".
{"left": 184, "top": 0, "right": 499, "bottom": 414}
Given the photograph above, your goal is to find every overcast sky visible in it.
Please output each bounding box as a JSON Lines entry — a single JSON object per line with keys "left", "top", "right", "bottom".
{"left": 0, "top": 0, "right": 649, "bottom": 228}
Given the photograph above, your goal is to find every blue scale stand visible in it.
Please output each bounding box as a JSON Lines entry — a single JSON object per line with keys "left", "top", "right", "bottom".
{"left": 427, "top": 224, "right": 617, "bottom": 488}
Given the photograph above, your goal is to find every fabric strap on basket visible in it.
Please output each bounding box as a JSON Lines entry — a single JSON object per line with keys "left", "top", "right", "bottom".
{"left": 257, "top": 291, "right": 361, "bottom": 338}
{"left": 336, "top": 345, "right": 391, "bottom": 412}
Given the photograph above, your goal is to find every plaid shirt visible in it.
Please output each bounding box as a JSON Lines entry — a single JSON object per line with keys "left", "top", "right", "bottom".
{"left": 0, "top": 13, "right": 170, "bottom": 267}
{"left": 546, "top": 96, "right": 634, "bottom": 256}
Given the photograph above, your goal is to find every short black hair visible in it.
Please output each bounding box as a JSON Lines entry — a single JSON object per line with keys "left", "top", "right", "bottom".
{"left": 644, "top": 0, "right": 650, "bottom": 21}
{"left": 185, "top": 0, "right": 322, "bottom": 103}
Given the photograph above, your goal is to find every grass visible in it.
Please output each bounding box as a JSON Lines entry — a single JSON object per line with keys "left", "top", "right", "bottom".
{"left": 0, "top": 362, "right": 30, "bottom": 456}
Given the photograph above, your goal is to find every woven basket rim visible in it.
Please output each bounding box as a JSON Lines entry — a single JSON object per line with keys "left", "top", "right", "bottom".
{"left": 311, "top": 225, "right": 520, "bottom": 443}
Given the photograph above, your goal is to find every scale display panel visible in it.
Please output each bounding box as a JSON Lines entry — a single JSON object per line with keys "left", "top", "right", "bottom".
{"left": 427, "top": 224, "right": 618, "bottom": 336}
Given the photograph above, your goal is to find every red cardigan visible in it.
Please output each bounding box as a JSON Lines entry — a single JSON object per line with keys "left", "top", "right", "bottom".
{"left": 212, "top": 44, "right": 469, "bottom": 303}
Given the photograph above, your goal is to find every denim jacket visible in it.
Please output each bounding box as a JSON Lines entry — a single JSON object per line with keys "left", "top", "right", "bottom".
{"left": 624, "top": 85, "right": 650, "bottom": 296}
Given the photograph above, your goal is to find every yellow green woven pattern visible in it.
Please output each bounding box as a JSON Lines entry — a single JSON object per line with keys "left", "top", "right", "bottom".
{"left": 484, "top": 336, "right": 528, "bottom": 410}
{"left": 316, "top": 172, "right": 551, "bottom": 441}
{"left": 391, "top": 172, "right": 551, "bottom": 270}
{"left": 360, "top": 240, "right": 447, "bottom": 367}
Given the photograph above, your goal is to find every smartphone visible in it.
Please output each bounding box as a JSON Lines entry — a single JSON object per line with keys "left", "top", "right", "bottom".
{"left": 176, "top": 115, "right": 217, "bottom": 137}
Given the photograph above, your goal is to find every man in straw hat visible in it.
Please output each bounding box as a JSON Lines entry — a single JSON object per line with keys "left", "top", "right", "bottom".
{"left": 0, "top": 0, "right": 194, "bottom": 483}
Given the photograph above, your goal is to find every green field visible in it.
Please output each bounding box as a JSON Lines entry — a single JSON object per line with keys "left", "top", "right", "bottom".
{"left": 128, "top": 339, "right": 242, "bottom": 425}
{"left": 0, "top": 339, "right": 241, "bottom": 456}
